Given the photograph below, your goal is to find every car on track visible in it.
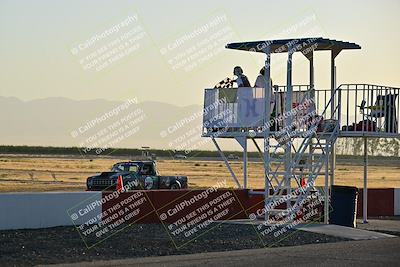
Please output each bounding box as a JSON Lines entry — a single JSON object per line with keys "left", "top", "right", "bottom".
{"left": 227, "top": 154, "right": 240, "bottom": 160}
{"left": 86, "top": 161, "right": 188, "bottom": 191}
{"left": 174, "top": 154, "right": 187, "bottom": 159}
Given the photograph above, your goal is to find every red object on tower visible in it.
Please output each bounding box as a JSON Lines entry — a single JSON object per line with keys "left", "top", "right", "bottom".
{"left": 116, "top": 175, "right": 124, "bottom": 192}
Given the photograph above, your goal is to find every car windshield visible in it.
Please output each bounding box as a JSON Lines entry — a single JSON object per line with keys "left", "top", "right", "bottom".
{"left": 111, "top": 163, "right": 139, "bottom": 173}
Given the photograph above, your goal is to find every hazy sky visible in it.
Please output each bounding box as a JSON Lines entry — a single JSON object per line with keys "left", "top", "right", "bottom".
{"left": 1, "top": 0, "right": 399, "bottom": 107}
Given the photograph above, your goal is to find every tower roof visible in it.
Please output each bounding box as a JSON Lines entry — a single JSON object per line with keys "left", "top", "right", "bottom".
{"left": 226, "top": 37, "right": 361, "bottom": 54}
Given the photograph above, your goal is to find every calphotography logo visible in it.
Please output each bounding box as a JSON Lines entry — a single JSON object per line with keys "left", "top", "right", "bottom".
{"left": 70, "top": 14, "right": 150, "bottom": 72}
{"left": 157, "top": 11, "right": 238, "bottom": 80}
{"left": 70, "top": 97, "right": 147, "bottom": 156}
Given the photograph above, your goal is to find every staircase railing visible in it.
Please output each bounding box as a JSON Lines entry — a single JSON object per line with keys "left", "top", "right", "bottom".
{"left": 263, "top": 87, "right": 341, "bottom": 220}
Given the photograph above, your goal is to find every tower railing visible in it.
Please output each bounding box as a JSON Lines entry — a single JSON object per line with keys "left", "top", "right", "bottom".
{"left": 338, "top": 84, "right": 399, "bottom": 137}
{"left": 202, "top": 85, "right": 314, "bottom": 137}
{"left": 312, "top": 84, "right": 400, "bottom": 137}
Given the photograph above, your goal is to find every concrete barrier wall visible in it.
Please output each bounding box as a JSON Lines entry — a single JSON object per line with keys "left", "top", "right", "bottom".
{"left": 0, "top": 192, "right": 101, "bottom": 230}
{"left": 356, "top": 188, "right": 400, "bottom": 217}
{"left": 395, "top": 189, "right": 400, "bottom": 216}
{"left": 0, "top": 188, "right": 398, "bottom": 231}
{"left": 100, "top": 189, "right": 264, "bottom": 225}
{"left": 358, "top": 188, "right": 394, "bottom": 216}
{"left": 0, "top": 190, "right": 263, "bottom": 230}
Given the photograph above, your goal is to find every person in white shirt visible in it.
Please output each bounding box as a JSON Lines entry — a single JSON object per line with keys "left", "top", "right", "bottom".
{"left": 254, "top": 66, "right": 276, "bottom": 126}
{"left": 254, "top": 67, "right": 272, "bottom": 89}
{"left": 254, "top": 66, "right": 274, "bottom": 98}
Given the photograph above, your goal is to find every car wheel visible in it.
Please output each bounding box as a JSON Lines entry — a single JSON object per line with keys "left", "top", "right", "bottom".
{"left": 170, "top": 183, "right": 181, "bottom": 190}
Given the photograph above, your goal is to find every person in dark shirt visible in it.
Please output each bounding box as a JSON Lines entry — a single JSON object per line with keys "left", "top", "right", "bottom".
{"left": 233, "top": 66, "right": 251, "bottom": 87}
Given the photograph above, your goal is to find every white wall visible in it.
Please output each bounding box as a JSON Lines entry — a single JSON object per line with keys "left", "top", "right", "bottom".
{"left": 0, "top": 192, "right": 101, "bottom": 230}
{"left": 395, "top": 189, "right": 400, "bottom": 216}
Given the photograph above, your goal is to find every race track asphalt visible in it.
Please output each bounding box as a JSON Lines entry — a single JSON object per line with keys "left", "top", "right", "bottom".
{"left": 47, "top": 237, "right": 400, "bottom": 267}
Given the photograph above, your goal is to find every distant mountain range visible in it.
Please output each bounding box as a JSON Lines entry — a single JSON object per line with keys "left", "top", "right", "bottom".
{"left": 0, "top": 96, "right": 399, "bottom": 156}
{"left": 0, "top": 96, "right": 207, "bottom": 152}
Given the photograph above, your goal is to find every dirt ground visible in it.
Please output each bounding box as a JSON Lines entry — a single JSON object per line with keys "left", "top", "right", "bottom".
{"left": 0, "top": 154, "right": 399, "bottom": 192}
{"left": 0, "top": 224, "right": 347, "bottom": 267}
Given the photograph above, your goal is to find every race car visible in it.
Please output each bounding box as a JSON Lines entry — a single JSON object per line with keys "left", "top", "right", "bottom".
{"left": 86, "top": 161, "right": 188, "bottom": 191}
